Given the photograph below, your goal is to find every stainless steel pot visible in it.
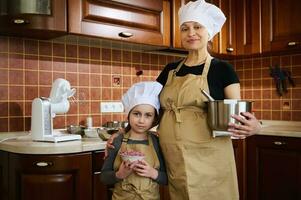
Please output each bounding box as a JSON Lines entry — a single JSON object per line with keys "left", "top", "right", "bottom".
{"left": 206, "top": 100, "right": 253, "bottom": 131}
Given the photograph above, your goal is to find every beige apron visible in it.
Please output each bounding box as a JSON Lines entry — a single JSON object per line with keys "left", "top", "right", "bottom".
{"left": 112, "top": 132, "right": 160, "bottom": 200}
{"left": 159, "top": 56, "right": 239, "bottom": 200}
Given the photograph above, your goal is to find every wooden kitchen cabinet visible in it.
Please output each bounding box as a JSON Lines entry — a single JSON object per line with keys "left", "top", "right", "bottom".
{"left": 0, "top": 151, "right": 9, "bottom": 200}
{"left": 171, "top": 0, "right": 188, "bottom": 49}
{"left": 235, "top": 0, "right": 301, "bottom": 55}
{"left": 261, "top": 0, "right": 301, "bottom": 53}
{"left": 68, "top": 0, "right": 171, "bottom": 46}
{"left": 247, "top": 135, "right": 301, "bottom": 200}
{"left": 8, "top": 152, "right": 92, "bottom": 200}
{"left": 232, "top": 139, "right": 247, "bottom": 200}
{"left": 213, "top": 0, "right": 301, "bottom": 55}
{"left": 160, "top": 185, "right": 170, "bottom": 200}
{"left": 93, "top": 151, "right": 110, "bottom": 200}
{"left": 235, "top": 0, "right": 261, "bottom": 55}
{"left": 209, "top": 0, "right": 237, "bottom": 56}
{"left": 0, "top": 150, "right": 110, "bottom": 200}
{"left": 0, "top": 0, "right": 67, "bottom": 39}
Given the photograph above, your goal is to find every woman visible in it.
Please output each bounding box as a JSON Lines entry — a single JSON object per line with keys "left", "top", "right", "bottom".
{"left": 156, "top": 0, "right": 260, "bottom": 199}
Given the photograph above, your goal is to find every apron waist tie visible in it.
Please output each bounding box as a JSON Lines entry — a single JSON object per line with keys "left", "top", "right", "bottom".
{"left": 163, "top": 102, "right": 205, "bottom": 123}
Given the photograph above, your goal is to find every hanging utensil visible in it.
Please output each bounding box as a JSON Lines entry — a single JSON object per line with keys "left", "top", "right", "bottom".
{"left": 283, "top": 69, "right": 296, "bottom": 87}
{"left": 269, "top": 65, "right": 283, "bottom": 96}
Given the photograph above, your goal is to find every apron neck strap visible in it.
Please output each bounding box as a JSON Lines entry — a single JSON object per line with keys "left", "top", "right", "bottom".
{"left": 174, "top": 55, "right": 213, "bottom": 75}
{"left": 120, "top": 132, "right": 130, "bottom": 152}
{"left": 120, "top": 132, "right": 152, "bottom": 152}
{"left": 174, "top": 58, "right": 186, "bottom": 74}
{"left": 202, "top": 55, "right": 212, "bottom": 77}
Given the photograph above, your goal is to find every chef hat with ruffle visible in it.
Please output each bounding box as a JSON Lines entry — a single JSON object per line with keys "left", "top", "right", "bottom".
{"left": 178, "top": 0, "right": 226, "bottom": 40}
{"left": 122, "top": 81, "right": 162, "bottom": 114}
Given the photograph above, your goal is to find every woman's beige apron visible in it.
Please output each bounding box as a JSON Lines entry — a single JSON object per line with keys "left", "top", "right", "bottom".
{"left": 112, "top": 132, "right": 160, "bottom": 200}
{"left": 159, "top": 56, "right": 239, "bottom": 200}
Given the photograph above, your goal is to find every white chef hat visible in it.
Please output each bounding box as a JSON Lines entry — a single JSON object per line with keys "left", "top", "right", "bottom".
{"left": 178, "top": 0, "right": 226, "bottom": 40}
{"left": 122, "top": 81, "right": 163, "bottom": 114}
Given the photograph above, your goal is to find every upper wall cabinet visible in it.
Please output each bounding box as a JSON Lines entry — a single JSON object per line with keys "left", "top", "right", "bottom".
{"left": 172, "top": 0, "right": 237, "bottom": 56}
{"left": 209, "top": 0, "right": 237, "bottom": 56}
{"left": 261, "top": 0, "right": 301, "bottom": 53}
{"left": 235, "top": 0, "right": 261, "bottom": 55}
{"left": 234, "top": 0, "right": 301, "bottom": 55}
{"left": 68, "top": 0, "right": 171, "bottom": 46}
{"left": 0, "top": 0, "right": 67, "bottom": 39}
{"left": 171, "top": 0, "right": 187, "bottom": 49}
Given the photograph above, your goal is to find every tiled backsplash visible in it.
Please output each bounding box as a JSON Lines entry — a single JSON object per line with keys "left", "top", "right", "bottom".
{"left": 0, "top": 36, "right": 300, "bottom": 132}
{"left": 0, "top": 36, "right": 181, "bottom": 132}
{"left": 233, "top": 54, "right": 301, "bottom": 121}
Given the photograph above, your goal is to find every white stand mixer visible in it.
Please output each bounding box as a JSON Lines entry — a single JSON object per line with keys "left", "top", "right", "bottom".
{"left": 31, "top": 78, "right": 81, "bottom": 142}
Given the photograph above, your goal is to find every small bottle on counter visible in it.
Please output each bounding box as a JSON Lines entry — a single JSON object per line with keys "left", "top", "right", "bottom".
{"left": 86, "top": 116, "right": 93, "bottom": 129}
{"left": 84, "top": 117, "right": 99, "bottom": 138}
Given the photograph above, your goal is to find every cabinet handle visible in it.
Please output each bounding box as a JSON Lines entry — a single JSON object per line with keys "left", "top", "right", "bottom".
{"left": 13, "top": 18, "right": 29, "bottom": 24}
{"left": 287, "top": 42, "right": 298, "bottom": 46}
{"left": 118, "top": 32, "right": 133, "bottom": 38}
{"left": 34, "top": 161, "right": 53, "bottom": 167}
{"left": 273, "top": 141, "right": 286, "bottom": 146}
{"left": 94, "top": 171, "right": 101, "bottom": 175}
{"left": 226, "top": 47, "right": 234, "bottom": 52}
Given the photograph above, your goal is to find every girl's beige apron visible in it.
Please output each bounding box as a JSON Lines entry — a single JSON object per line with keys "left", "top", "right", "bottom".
{"left": 112, "top": 132, "right": 160, "bottom": 200}
{"left": 159, "top": 56, "right": 239, "bottom": 200}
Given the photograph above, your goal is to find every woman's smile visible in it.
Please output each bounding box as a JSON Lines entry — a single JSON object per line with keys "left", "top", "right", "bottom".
{"left": 186, "top": 38, "right": 200, "bottom": 45}
{"left": 186, "top": 38, "right": 200, "bottom": 43}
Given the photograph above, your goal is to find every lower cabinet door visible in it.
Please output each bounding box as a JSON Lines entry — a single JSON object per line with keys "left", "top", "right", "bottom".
{"left": 160, "top": 185, "right": 170, "bottom": 200}
{"left": 247, "top": 135, "right": 301, "bottom": 200}
{"left": 93, "top": 151, "right": 111, "bottom": 200}
{"left": 232, "top": 139, "right": 247, "bottom": 200}
{"left": 0, "top": 151, "right": 9, "bottom": 200}
{"left": 8, "top": 152, "right": 92, "bottom": 200}
{"left": 93, "top": 173, "right": 110, "bottom": 200}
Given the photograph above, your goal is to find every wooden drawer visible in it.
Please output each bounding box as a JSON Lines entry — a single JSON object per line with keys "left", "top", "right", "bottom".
{"left": 8, "top": 152, "right": 92, "bottom": 200}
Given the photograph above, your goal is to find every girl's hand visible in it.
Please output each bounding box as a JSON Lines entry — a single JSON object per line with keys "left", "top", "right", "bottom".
{"left": 104, "top": 132, "right": 121, "bottom": 158}
{"left": 115, "top": 160, "right": 137, "bottom": 179}
{"left": 228, "top": 112, "right": 261, "bottom": 138}
{"left": 133, "top": 160, "right": 158, "bottom": 180}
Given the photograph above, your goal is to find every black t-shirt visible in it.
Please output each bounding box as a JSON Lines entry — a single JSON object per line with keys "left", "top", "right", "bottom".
{"left": 156, "top": 58, "right": 239, "bottom": 100}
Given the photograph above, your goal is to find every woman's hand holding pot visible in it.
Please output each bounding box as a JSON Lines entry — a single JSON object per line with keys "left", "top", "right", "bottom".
{"left": 228, "top": 112, "right": 261, "bottom": 138}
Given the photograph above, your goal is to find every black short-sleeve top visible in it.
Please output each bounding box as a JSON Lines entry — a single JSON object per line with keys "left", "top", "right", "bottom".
{"left": 156, "top": 58, "right": 240, "bottom": 100}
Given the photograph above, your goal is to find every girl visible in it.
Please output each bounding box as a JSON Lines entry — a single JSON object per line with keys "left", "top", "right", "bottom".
{"left": 100, "top": 81, "right": 167, "bottom": 200}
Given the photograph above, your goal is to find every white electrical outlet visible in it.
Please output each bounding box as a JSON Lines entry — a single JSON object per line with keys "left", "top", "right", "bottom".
{"left": 100, "top": 102, "right": 124, "bottom": 113}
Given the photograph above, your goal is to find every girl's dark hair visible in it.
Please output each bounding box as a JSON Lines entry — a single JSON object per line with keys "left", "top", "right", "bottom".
{"left": 124, "top": 108, "right": 160, "bottom": 133}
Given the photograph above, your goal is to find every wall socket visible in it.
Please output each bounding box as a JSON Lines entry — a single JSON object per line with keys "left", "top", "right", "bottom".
{"left": 100, "top": 102, "right": 124, "bottom": 113}
{"left": 282, "top": 100, "right": 291, "bottom": 110}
